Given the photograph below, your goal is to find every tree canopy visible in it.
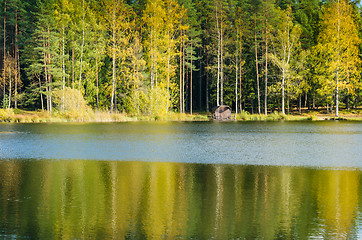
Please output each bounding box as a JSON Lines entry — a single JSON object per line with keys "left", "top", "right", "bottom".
{"left": 1, "top": 0, "right": 362, "bottom": 117}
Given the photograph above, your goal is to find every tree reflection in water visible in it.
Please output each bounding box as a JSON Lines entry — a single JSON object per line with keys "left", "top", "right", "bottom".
{"left": 0, "top": 160, "right": 360, "bottom": 239}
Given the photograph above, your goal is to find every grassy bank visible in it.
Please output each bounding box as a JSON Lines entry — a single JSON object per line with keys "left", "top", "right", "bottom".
{"left": 0, "top": 109, "right": 210, "bottom": 123}
{"left": 236, "top": 110, "right": 362, "bottom": 121}
{"left": 1, "top": 108, "right": 362, "bottom": 123}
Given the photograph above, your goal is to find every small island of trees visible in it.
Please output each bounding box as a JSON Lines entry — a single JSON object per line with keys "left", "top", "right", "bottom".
{"left": 1, "top": 0, "right": 361, "bottom": 121}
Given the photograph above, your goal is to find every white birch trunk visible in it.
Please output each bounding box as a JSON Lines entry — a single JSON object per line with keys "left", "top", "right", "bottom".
{"left": 111, "top": 0, "right": 116, "bottom": 113}
{"left": 216, "top": 5, "right": 220, "bottom": 106}
{"left": 78, "top": 0, "right": 85, "bottom": 93}
{"left": 255, "top": 16, "right": 261, "bottom": 115}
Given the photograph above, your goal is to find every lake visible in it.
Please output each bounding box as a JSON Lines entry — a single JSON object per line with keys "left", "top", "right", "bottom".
{"left": 0, "top": 121, "right": 361, "bottom": 239}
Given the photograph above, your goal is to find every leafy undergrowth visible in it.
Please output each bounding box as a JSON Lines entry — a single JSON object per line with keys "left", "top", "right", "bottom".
{"left": 235, "top": 111, "right": 312, "bottom": 121}
{"left": 235, "top": 110, "right": 362, "bottom": 121}
{"left": 0, "top": 109, "right": 210, "bottom": 123}
{"left": 1, "top": 108, "right": 362, "bottom": 123}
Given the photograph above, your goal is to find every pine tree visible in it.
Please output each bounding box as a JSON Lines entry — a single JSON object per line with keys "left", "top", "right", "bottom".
{"left": 30, "top": 0, "right": 62, "bottom": 113}
{"left": 179, "top": 0, "right": 201, "bottom": 114}
{"left": 53, "top": 0, "right": 72, "bottom": 110}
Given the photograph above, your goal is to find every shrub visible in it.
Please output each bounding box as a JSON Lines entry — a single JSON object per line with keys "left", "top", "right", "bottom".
{"left": 236, "top": 111, "right": 250, "bottom": 120}
{"left": 53, "top": 87, "right": 94, "bottom": 121}
{"left": 0, "top": 108, "right": 14, "bottom": 122}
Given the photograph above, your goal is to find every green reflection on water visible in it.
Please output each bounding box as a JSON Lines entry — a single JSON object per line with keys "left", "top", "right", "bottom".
{"left": 0, "top": 160, "right": 360, "bottom": 239}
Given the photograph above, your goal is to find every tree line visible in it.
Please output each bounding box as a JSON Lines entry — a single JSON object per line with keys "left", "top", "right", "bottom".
{"left": 1, "top": 0, "right": 361, "bottom": 117}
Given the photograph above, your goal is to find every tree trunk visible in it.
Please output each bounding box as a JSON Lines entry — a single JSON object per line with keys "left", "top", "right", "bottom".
{"left": 3, "top": 0, "right": 6, "bottom": 108}
{"left": 15, "top": 9, "right": 19, "bottom": 109}
{"left": 182, "top": 36, "right": 185, "bottom": 113}
{"left": 239, "top": 59, "right": 242, "bottom": 113}
{"left": 239, "top": 37, "right": 243, "bottom": 113}
{"left": 282, "top": 70, "right": 285, "bottom": 115}
{"left": 62, "top": 26, "right": 66, "bottom": 111}
{"left": 326, "top": 103, "right": 329, "bottom": 114}
{"left": 78, "top": 0, "right": 85, "bottom": 93}
{"left": 190, "top": 41, "right": 193, "bottom": 115}
{"left": 72, "top": 46, "right": 75, "bottom": 88}
{"left": 43, "top": 39, "right": 49, "bottom": 112}
{"left": 206, "top": 49, "right": 209, "bottom": 112}
{"left": 38, "top": 74, "right": 44, "bottom": 111}
{"left": 8, "top": 59, "right": 11, "bottom": 109}
{"left": 179, "top": 38, "right": 182, "bottom": 113}
{"left": 111, "top": 0, "right": 116, "bottom": 113}
{"left": 167, "top": 32, "right": 170, "bottom": 113}
{"left": 336, "top": 74, "right": 339, "bottom": 117}
{"left": 235, "top": 51, "right": 238, "bottom": 115}
{"left": 96, "top": 58, "right": 99, "bottom": 110}
{"left": 336, "top": 0, "right": 340, "bottom": 117}
{"left": 44, "top": 28, "right": 52, "bottom": 113}
{"left": 220, "top": 15, "right": 224, "bottom": 106}
{"left": 299, "top": 95, "right": 302, "bottom": 114}
{"left": 199, "top": 48, "right": 202, "bottom": 111}
{"left": 185, "top": 58, "right": 188, "bottom": 112}
{"left": 115, "top": 80, "right": 117, "bottom": 113}
{"left": 264, "top": 17, "right": 269, "bottom": 116}
{"left": 47, "top": 38, "right": 52, "bottom": 113}
{"left": 254, "top": 16, "right": 261, "bottom": 115}
{"left": 216, "top": 5, "right": 220, "bottom": 106}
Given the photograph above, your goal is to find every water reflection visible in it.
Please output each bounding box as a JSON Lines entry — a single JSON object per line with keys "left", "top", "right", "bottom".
{"left": 315, "top": 170, "right": 360, "bottom": 239}
{"left": 0, "top": 160, "right": 361, "bottom": 239}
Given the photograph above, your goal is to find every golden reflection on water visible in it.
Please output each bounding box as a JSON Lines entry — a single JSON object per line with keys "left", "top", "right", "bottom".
{"left": 315, "top": 169, "right": 360, "bottom": 239}
{"left": 0, "top": 160, "right": 361, "bottom": 239}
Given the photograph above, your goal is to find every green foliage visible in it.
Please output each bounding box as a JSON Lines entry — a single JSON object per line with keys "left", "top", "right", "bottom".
{"left": 52, "top": 87, "right": 93, "bottom": 120}
{"left": 1, "top": 0, "right": 362, "bottom": 118}
{"left": 314, "top": 0, "right": 361, "bottom": 116}
{"left": 124, "top": 89, "right": 149, "bottom": 116}
{"left": 0, "top": 109, "right": 15, "bottom": 122}
{"left": 149, "top": 87, "right": 171, "bottom": 118}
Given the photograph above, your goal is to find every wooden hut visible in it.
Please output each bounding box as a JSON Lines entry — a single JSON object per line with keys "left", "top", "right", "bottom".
{"left": 212, "top": 105, "right": 232, "bottom": 120}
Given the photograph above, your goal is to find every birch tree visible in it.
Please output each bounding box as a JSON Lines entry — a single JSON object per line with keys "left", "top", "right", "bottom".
{"left": 262, "top": 0, "right": 275, "bottom": 115}
{"left": 270, "top": 6, "right": 301, "bottom": 115}
{"left": 2, "top": 0, "right": 7, "bottom": 108}
{"left": 104, "top": 0, "right": 134, "bottom": 113}
{"left": 143, "top": 0, "right": 184, "bottom": 115}
{"left": 315, "top": 0, "right": 361, "bottom": 117}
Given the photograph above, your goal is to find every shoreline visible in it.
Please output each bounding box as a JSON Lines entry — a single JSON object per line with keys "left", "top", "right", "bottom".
{"left": 1, "top": 109, "right": 362, "bottom": 123}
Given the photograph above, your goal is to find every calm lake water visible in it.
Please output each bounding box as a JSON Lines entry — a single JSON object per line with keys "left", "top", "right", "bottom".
{"left": 0, "top": 121, "right": 361, "bottom": 239}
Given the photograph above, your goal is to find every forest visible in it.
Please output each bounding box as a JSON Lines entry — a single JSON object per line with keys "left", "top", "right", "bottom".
{"left": 1, "top": 0, "right": 362, "bottom": 118}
